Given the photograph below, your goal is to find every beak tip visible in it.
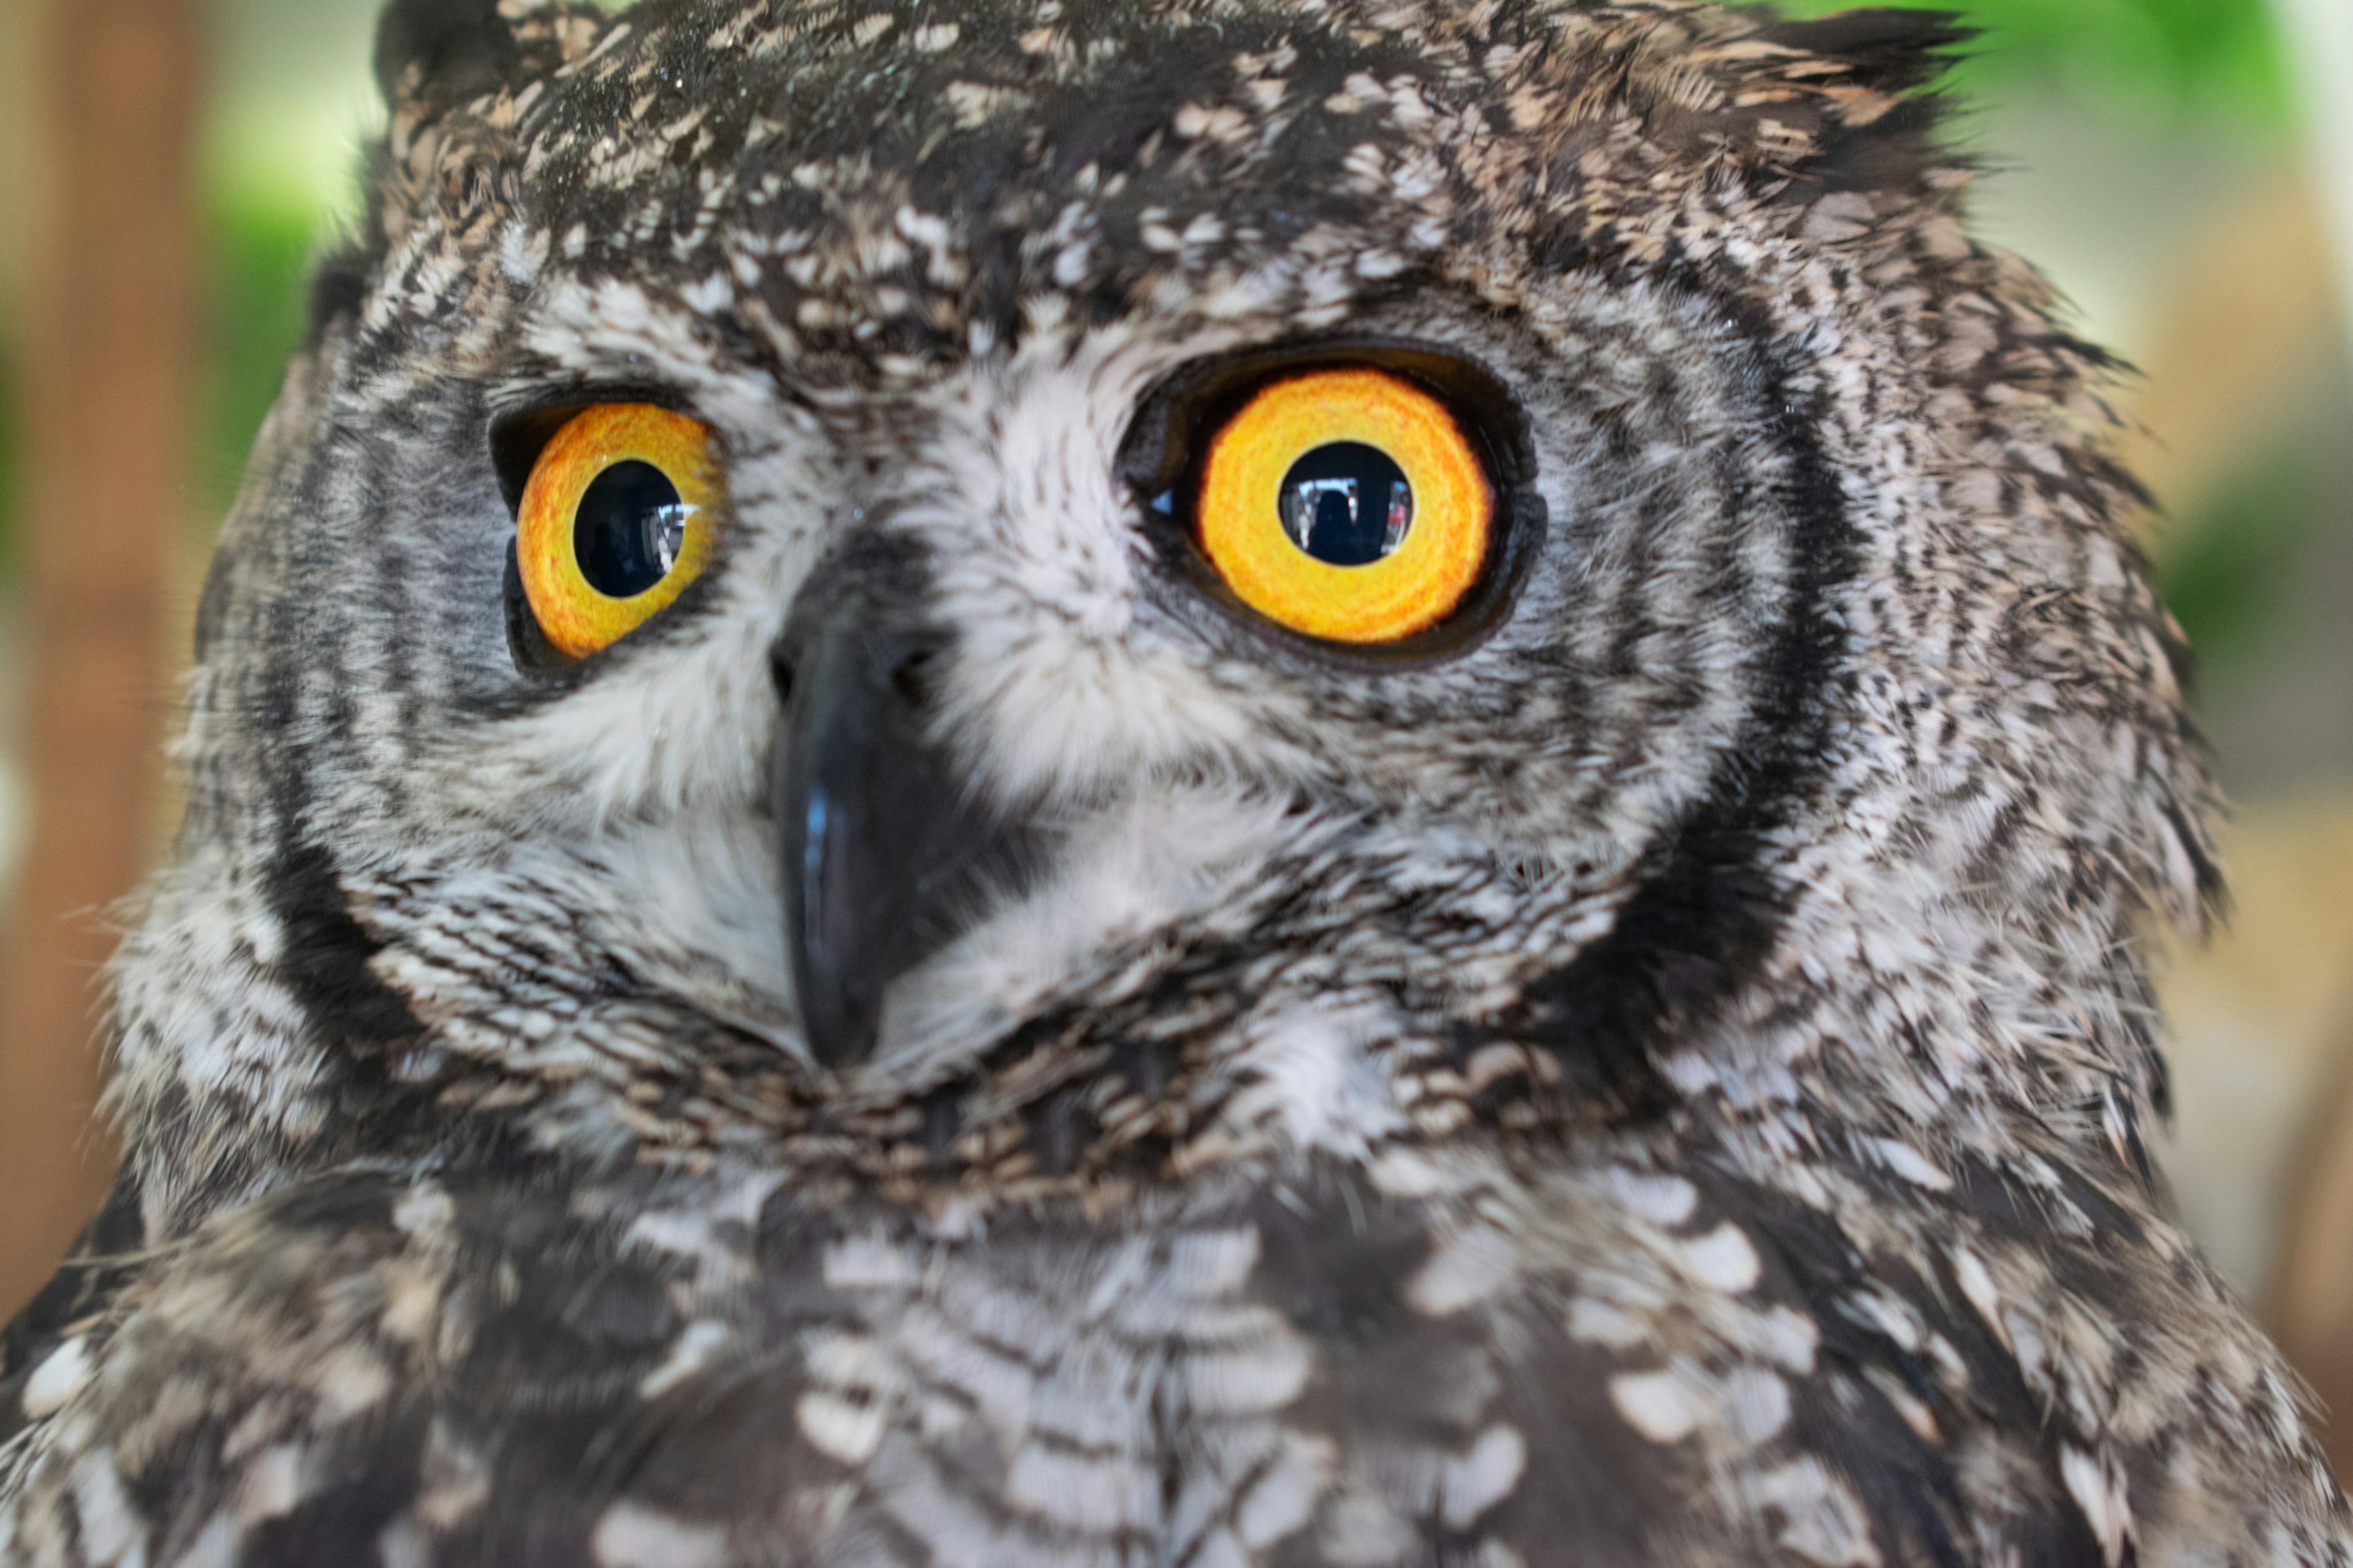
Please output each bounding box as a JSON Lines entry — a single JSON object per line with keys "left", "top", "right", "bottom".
{"left": 795, "top": 971, "right": 882, "bottom": 1070}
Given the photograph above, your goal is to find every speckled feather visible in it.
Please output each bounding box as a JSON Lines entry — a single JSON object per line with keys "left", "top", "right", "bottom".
{"left": 0, "top": 0, "right": 2343, "bottom": 1562}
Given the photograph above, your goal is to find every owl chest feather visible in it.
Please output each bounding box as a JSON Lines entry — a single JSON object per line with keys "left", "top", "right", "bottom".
{"left": 1, "top": 1142, "right": 2333, "bottom": 1568}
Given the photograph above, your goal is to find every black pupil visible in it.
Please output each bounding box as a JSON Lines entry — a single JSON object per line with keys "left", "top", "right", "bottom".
{"left": 1277, "top": 443, "right": 1412, "bottom": 567}
{"left": 575, "top": 460, "right": 690, "bottom": 598}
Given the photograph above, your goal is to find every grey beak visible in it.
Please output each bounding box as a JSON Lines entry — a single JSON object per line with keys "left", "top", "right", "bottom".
{"left": 772, "top": 547, "right": 1033, "bottom": 1069}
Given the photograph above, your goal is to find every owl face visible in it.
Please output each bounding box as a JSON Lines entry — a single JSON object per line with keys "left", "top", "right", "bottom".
{"left": 454, "top": 284, "right": 1793, "bottom": 1070}
{"left": 133, "top": 0, "right": 2207, "bottom": 1210}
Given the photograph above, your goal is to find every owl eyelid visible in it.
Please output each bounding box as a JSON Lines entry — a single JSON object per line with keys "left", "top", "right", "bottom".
{"left": 1113, "top": 338, "right": 1537, "bottom": 501}
{"left": 487, "top": 388, "right": 713, "bottom": 516}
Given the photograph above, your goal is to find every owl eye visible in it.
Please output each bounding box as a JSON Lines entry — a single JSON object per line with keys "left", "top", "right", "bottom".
{"left": 1193, "top": 368, "right": 1493, "bottom": 643}
{"left": 516, "top": 403, "right": 722, "bottom": 659}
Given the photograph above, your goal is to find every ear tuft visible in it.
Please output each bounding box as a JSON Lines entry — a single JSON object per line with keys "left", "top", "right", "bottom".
{"left": 374, "top": 0, "right": 523, "bottom": 107}
{"left": 1761, "top": 7, "right": 1976, "bottom": 93}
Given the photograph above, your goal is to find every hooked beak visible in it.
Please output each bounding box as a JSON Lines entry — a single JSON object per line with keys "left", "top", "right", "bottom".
{"left": 772, "top": 547, "right": 1032, "bottom": 1069}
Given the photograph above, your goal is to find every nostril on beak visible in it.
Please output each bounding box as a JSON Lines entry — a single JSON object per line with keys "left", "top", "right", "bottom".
{"left": 769, "top": 646, "right": 797, "bottom": 705}
{"left": 890, "top": 648, "right": 936, "bottom": 710}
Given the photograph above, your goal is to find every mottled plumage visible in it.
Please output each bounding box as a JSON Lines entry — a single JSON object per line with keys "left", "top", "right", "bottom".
{"left": 1, "top": 0, "right": 2344, "bottom": 1562}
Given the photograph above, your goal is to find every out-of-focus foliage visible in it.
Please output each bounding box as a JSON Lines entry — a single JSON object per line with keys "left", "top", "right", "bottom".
{"left": 200, "top": 189, "right": 327, "bottom": 519}
{"left": 2162, "top": 442, "right": 2324, "bottom": 661}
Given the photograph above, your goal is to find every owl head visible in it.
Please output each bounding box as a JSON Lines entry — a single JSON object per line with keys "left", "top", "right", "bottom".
{"left": 107, "top": 0, "right": 2213, "bottom": 1229}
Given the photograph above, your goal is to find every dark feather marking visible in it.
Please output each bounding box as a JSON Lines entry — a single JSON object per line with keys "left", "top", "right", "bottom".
{"left": 1697, "top": 1167, "right": 2112, "bottom": 1567}
{"left": 0, "top": 1171, "right": 146, "bottom": 1447}
{"left": 1241, "top": 1176, "right": 1433, "bottom": 1350}
{"left": 1949, "top": 1151, "right": 2146, "bottom": 1249}
{"left": 303, "top": 244, "right": 374, "bottom": 352}
{"left": 1479, "top": 296, "right": 1855, "bottom": 1115}
{"left": 1245, "top": 1174, "right": 1684, "bottom": 1560}
{"left": 243, "top": 1412, "right": 428, "bottom": 1568}
{"left": 262, "top": 834, "right": 422, "bottom": 1047}
{"left": 430, "top": 1184, "right": 711, "bottom": 1559}
{"left": 920, "top": 1083, "right": 965, "bottom": 1168}
{"left": 148, "top": 1173, "right": 713, "bottom": 1562}
{"left": 1482, "top": 1314, "right": 1693, "bottom": 1564}
{"left": 1031, "top": 1088, "right": 1100, "bottom": 1177}
{"left": 1759, "top": 10, "right": 1977, "bottom": 94}
{"left": 1786, "top": 94, "right": 1957, "bottom": 201}
{"left": 1710, "top": 1178, "right": 1972, "bottom": 1568}
{"left": 374, "top": 0, "right": 521, "bottom": 105}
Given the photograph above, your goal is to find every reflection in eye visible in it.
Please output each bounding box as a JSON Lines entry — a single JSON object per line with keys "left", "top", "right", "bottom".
{"left": 575, "top": 460, "right": 694, "bottom": 598}
{"left": 1279, "top": 442, "right": 1414, "bottom": 567}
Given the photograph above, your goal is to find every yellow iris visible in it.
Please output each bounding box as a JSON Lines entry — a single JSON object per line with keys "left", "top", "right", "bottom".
{"left": 517, "top": 404, "right": 722, "bottom": 659}
{"left": 1195, "top": 368, "right": 1492, "bottom": 643}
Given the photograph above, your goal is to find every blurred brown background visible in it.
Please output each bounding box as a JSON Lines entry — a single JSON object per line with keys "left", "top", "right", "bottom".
{"left": 1, "top": 0, "right": 2351, "bottom": 1470}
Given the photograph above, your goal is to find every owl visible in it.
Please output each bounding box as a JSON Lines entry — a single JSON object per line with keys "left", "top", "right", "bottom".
{"left": 0, "top": 0, "right": 2344, "bottom": 1562}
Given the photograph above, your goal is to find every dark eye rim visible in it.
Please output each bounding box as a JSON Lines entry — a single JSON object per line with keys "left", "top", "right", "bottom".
{"left": 1116, "top": 338, "right": 1546, "bottom": 666}
{"left": 504, "top": 540, "right": 574, "bottom": 676}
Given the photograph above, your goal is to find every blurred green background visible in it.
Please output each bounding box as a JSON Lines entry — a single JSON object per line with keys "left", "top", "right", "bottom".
{"left": 0, "top": 0, "right": 2349, "bottom": 1381}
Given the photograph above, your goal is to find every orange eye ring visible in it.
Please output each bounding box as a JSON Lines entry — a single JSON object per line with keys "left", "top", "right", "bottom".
{"left": 517, "top": 403, "right": 722, "bottom": 659}
{"left": 1194, "top": 368, "right": 1493, "bottom": 643}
